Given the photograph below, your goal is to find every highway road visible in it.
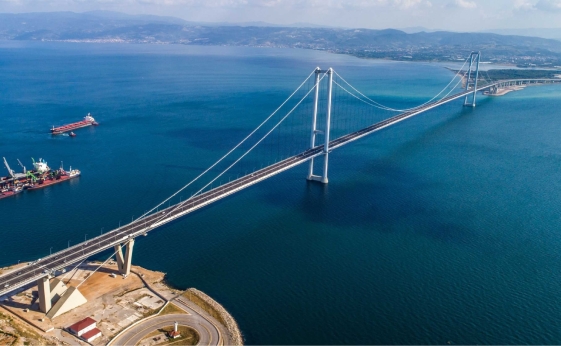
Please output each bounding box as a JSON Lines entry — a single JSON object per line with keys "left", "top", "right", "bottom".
{"left": 2, "top": 79, "right": 559, "bottom": 297}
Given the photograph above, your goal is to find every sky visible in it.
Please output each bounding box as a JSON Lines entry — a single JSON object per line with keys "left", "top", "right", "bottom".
{"left": 0, "top": 0, "right": 561, "bottom": 31}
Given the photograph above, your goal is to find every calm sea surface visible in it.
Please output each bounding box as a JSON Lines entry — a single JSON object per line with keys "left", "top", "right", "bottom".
{"left": 2, "top": 42, "right": 561, "bottom": 344}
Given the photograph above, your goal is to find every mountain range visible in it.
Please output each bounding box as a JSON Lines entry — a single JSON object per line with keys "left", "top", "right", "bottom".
{"left": 1, "top": 11, "right": 560, "bottom": 67}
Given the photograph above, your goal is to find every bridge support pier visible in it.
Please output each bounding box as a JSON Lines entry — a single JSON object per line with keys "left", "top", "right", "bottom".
{"left": 37, "top": 276, "right": 51, "bottom": 313}
{"left": 114, "top": 239, "right": 135, "bottom": 277}
{"left": 307, "top": 68, "right": 333, "bottom": 184}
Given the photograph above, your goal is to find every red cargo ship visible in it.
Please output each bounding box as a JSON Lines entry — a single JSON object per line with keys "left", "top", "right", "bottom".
{"left": 26, "top": 169, "right": 81, "bottom": 190}
{"left": 51, "top": 113, "right": 98, "bottom": 135}
{"left": 1, "top": 157, "right": 81, "bottom": 199}
{"left": 0, "top": 186, "right": 23, "bottom": 199}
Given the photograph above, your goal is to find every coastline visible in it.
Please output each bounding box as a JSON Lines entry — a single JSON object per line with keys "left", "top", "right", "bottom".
{"left": 0, "top": 261, "right": 243, "bottom": 345}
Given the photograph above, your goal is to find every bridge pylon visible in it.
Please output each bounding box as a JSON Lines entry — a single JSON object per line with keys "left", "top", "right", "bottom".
{"left": 464, "top": 51, "right": 481, "bottom": 107}
{"left": 307, "top": 67, "right": 333, "bottom": 184}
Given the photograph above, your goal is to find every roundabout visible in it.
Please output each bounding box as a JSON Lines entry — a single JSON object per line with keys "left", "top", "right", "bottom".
{"left": 111, "top": 312, "right": 221, "bottom": 346}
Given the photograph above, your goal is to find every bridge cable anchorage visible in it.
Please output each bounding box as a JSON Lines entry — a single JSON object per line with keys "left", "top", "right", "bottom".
{"left": 332, "top": 55, "right": 470, "bottom": 112}
{"left": 136, "top": 68, "right": 319, "bottom": 221}
{"left": 147, "top": 72, "right": 330, "bottom": 227}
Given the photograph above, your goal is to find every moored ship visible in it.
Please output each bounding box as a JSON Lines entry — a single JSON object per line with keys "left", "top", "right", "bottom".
{"left": 0, "top": 185, "right": 23, "bottom": 199}
{"left": 1, "top": 157, "right": 81, "bottom": 199}
{"left": 51, "top": 113, "right": 98, "bottom": 135}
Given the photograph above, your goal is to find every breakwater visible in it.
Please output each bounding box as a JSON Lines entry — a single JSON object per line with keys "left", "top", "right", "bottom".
{"left": 184, "top": 288, "right": 243, "bottom": 345}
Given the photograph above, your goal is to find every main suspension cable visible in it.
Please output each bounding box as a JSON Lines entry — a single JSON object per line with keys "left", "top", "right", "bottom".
{"left": 333, "top": 55, "right": 470, "bottom": 112}
{"left": 147, "top": 72, "right": 329, "bottom": 227}
{"left": 137, "top": 68, "right": 318, "bottom": 220}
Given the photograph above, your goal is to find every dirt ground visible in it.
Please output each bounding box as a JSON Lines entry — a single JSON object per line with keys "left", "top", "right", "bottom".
{"left": 0, "top": 261, "right": 177, "bottom": 345}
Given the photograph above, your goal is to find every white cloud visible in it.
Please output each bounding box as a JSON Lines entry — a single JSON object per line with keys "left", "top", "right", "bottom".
{"left": 393, "top": 0, "right": 432, "bottom": 9}
{"left": 534, "top": 0, "right": 561, "bottom": 11}
{"left": 514, "top": 0, "right": 535, "bottom": 10}
{"left": 450, "top": 0, "right": 476, "bottom": 8}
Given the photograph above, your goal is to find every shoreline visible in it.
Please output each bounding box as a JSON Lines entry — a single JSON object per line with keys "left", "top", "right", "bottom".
{"left": 0, "top": 261, "right": 243, "bottom": 345}
{"left": 1, "top": 39, "right": 558, "bottom": 69}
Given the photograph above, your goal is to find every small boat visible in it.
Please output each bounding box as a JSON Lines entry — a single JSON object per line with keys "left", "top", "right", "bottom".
{"left": 69, "top": 132, "right": 76, "bottom": 137}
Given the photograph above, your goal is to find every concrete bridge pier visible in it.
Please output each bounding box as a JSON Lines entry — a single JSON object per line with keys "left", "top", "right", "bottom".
{"left": 37, "top": 275, "right": 76, "bottom": 317}
{"left": 37, "top": 275, "right": 51, "bottom": 313}
{"left": 114, "top": 239, "right": 135, "bottom": 276}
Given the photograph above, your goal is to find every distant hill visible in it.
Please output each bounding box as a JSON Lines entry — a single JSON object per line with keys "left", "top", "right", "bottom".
{"left": 1, "top": 11, "right": 560, "bottom": 67}
{"left": 484, "top": 28, "right": 561, "bottom": 41}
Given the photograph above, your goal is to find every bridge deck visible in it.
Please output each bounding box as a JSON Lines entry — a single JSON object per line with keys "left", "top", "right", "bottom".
{"left": 1, "top": 79, "right": 560, "bottom": 296}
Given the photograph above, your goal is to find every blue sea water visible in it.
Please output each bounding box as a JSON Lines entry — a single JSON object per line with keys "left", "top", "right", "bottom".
{"left": 2, "top": 41, "right": 561, "bottom": 344}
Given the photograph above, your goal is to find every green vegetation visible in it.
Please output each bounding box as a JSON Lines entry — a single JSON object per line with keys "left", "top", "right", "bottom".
{"left": 141, "top": 308, "right": 156, "bottom": 319}
{"left": 159, "top": 303, "right": 186, "bottom": 316}
{"left": 0, "top": 312, "right": 46, "bottom": 345}
{"left": 141, "top": 326, "right": 199, "bottom": 346}
{"left": 448, "top": 68, "right": 560, "bottom": 83}
{"left": 162, "top": 326, "right": 199, "bottom": 345}
{"left": 0, "top": 330, "right": 18, "bottom": 346}
{"left": 182, "top": 289, "right": 243, "bottom": 345}
{"left": 486, "top": 69, "right": 560, "bottom": 80}
{"left": 182, "top": 290, "right": 227, "bottom": 327}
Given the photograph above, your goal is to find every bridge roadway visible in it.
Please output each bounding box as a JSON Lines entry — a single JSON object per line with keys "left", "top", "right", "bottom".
{"left": 0, "top": 79, "right": 558, "bottom": 297}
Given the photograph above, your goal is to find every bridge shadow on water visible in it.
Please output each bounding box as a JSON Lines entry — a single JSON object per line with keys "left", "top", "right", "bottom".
{"left": 258, "top": 104, "right": 487, "bottom": 246}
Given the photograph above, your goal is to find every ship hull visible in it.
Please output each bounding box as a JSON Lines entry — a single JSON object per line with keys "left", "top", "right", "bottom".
{"left": 0, "top": 188, "right": 23, "bottom": 199}
{"left": 51, "top": 120, "right": 96, "bottom": 135}
{"left": 26, "top": 173, "right": 80, "bottom": 190}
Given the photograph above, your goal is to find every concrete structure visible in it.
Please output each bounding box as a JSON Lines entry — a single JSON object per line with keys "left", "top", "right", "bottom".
{"left": 49, "top": 278, "right": 67, "bottom": 304}
{"left": 37, "top": 276, "right": 67, "bottom": 313}
{"left": 36, "top": 275, "right": 85, "bottom": 319}
{"left": 114, "top": 238, "right": 134, "bottom": 276}
{"left": 46, "top": 286, "right": 87, "bottom": 319}
{"left": 37, "top": 276, "right": 51, "bottom": 313}
{"left": 485, "top": 78, "right": 561, "bottom": 95}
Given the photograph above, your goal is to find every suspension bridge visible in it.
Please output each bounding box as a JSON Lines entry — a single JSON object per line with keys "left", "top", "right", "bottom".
{"left": 1, "top": 52, "right": 560, "bottom": 317}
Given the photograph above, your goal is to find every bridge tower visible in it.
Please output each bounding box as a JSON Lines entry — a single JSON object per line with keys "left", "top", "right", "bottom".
{"left": 307, "top": 67, "right": 333, "bottom": 184}
{"left": 464, "top": 51, "right": 481, "bottom": 107}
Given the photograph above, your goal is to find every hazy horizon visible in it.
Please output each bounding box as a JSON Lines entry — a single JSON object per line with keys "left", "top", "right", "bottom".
{"left": 1, "top": 1, "right": 561, "bottom": 33}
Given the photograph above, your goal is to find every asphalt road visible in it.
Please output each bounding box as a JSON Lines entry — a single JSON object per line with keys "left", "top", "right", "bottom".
{"left": 110, "top": 296, "right": 230, "bottom": 346}
{"left": 110, "top": 313, "right": 219, "bottom": 346}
